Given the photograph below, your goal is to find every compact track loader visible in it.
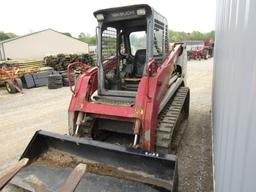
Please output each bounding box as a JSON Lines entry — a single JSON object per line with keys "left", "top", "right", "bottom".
{"left": 0, "top": 4, "right": 189, "bottom": 192}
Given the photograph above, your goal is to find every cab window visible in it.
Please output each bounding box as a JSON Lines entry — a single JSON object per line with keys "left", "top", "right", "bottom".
{"left": 129, "top": 31, "right": 146, "bottom": 55}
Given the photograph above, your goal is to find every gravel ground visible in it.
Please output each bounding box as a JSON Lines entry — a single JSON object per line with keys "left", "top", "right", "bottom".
{"left": 0, "top": 58, "right": 213, "bottom": 191}
{"left": 178, "top": 58, "right": 213, "bottom": 192}
{"left": 0, "top": 87, "right": 71, "bottom": 172}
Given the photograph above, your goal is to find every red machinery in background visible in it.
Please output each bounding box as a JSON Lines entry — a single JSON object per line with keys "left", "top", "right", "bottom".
{"left": 203, "top": 39, "right": 214, "bottom": 57}
{"left": 190, "top": 48, "right": 204, "bottom": 60}
{"left": 188, "top": 39, "right": 214, "bottom": 60}
{"left": 0, "top": 63, "right": 23, "bottom": 93}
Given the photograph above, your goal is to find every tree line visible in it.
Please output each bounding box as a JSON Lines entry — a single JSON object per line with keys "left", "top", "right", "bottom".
{"left": 75, "top": 30, "right": 214, "bottom": 45}
{"left": 0, "top": 32, "right": 17, "bottom": 41}
{"left": 169, "top": 30, "right": 214, "bottom": 42}
{"left": 0, "top": 30, "right": 214, "bottom": 44}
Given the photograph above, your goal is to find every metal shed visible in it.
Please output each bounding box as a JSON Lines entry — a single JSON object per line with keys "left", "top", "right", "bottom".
{"left": 213, "top": 0, "right": 256, "bottom": 191}
{"left": 0, "top": 29, "right": 89, "bottom": 60}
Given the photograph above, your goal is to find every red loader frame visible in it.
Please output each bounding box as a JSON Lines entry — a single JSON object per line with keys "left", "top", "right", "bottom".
{"left": 68, "top": 44, "right": 183, "bottom": 151}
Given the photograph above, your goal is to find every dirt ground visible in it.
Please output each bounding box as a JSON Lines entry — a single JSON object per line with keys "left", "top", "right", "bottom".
{"left": 0, "top": 58, "right": 213, "bottom": 192}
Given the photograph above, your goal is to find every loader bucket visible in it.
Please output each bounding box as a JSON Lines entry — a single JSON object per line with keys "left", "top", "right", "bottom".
{"left": 5, "top": 130, "right": 178, "bottom": 192}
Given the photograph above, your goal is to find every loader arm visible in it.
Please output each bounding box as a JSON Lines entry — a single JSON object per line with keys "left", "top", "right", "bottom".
{"left": 135, "top": 44, "right": 184, "bottom": 151}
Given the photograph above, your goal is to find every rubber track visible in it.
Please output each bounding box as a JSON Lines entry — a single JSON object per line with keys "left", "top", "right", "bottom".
{"left": 155, "top": 87, "right": 189, "bottom": 154}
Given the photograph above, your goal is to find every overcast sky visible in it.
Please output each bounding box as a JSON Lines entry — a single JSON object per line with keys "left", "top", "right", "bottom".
{"left": 1, "top": 0, "right": 216, "bottom": 37}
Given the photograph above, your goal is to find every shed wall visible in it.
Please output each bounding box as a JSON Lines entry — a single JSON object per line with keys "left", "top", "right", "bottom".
{"left": 3, "top": 30, "right": 88, "bottom": 60}
{"left": 213, "top": 0, "right": 256, "bottom": 191}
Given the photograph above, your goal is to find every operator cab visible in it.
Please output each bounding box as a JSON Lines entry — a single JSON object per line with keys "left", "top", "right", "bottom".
{"left": 93, "top": 4, "right": 169, "bottom": 102}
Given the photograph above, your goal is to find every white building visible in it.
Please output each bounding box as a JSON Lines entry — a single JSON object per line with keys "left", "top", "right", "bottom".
{"left": 0, "top": 29, "right": 89, "bottom": 60}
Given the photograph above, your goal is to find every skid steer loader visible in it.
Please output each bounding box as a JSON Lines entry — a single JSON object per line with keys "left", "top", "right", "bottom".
{"left": 0, "top": 4, "right": 189, "bottom": 192}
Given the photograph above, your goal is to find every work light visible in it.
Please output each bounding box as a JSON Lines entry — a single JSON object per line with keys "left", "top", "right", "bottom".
{"left": 137, "top": 8, "right": 146, "bottom": 16}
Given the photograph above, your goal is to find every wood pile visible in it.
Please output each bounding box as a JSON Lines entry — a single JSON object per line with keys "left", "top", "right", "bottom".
{"left": 44, "top": 53, "right": 95, "bottom": 71}
{"left": 0, "top": 53, "right": 95, "bottom": 85}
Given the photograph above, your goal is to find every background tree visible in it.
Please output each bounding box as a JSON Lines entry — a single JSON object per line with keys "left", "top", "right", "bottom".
{"left": 0, "top": 32, "right": 17, "bottom": 41}
{"left": 169, "top": 30, "right": 215, "bottom": 42}
{"left": 78, "top": 32, "right": 96, "bottom": 45}
{"left": 63, "top": 32, "right": 72, "bottom": 37}
{"left": 0, "top": 29, "right": 214, "bottom": 44}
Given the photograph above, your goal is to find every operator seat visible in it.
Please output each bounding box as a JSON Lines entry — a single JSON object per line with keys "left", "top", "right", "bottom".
{"left": 133, "top": 49, "right": 146, "bottom": 77}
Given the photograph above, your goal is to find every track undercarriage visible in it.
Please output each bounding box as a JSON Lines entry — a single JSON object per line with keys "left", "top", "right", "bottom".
{"left": 156, "top": 87, "right": 190, "bottom": 153}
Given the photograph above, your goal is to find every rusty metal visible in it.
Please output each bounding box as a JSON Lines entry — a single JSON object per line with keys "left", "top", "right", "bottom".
{"left": 0, "top": 63, "right": 23, "bottom": 93}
